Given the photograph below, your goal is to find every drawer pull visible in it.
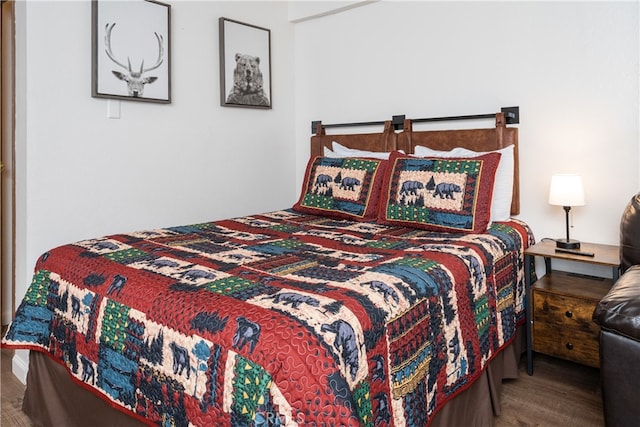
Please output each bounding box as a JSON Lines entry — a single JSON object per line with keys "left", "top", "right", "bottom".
{"left": 565, "top": 310, "right": 573, "bottom": 318}
{"left": 566, "top": 342, "right": 574, "bottom": 350}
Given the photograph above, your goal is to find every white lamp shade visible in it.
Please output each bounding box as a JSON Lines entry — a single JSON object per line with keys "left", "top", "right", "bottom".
{"left": 548, "top": 174, "right": 586, "bottom": 207}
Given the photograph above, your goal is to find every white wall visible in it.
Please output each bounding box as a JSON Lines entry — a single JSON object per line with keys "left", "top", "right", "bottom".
{"left": 10, "top": 0, "right": 295, "bottom": 381}
{"left": 16, "top": 0, "right": 294, "bottom": 288}
{"left": 293, "top": 1, "right": 639, "bottom": 277}
{"left": 9, "top": 0, "right": 639, "bottom": 381}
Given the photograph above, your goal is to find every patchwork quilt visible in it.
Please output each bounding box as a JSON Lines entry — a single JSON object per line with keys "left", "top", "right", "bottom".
{"left": 2, "top": 209, "right": 534, "bottom": 426}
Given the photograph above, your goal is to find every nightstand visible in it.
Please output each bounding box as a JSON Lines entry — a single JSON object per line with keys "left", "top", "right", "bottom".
{"left": 524, "top": 240, "right": 620, "bottom": 374}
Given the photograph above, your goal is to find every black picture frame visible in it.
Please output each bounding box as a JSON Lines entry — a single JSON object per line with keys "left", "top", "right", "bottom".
{"left": 219, "top": 17, "right": 272, "bottom": 109}
{"left": 92, "top": 0, "right": 171, "bottom": 104}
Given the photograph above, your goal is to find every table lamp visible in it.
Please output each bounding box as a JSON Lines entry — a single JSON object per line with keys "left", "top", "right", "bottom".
{"left": 548, "top": 174, "right": 585, "bottom": 249}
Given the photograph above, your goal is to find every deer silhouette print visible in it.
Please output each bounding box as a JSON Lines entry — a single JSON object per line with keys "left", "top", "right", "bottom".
{"left": 104, "top": 23, "right": 164, "bottom": 98}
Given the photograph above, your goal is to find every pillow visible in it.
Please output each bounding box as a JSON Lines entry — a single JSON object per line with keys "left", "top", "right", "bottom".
{"left": 378, "top": 151, "right": 501, "bottom": 233}
{"left": 413, "top": 145, "right": 514, "bottom": 222}
{"left": 324, "top": 141, "right": 399, "bottom": 160}
{"left": 293, "top": 156, "right": 387, "bottom": 221}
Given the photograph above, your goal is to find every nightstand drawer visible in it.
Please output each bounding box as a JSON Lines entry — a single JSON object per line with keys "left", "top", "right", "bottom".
{"left": 533, "top": 323, "right": 600, "bottom": 367}
{"left": 533, "top": 291, "right": 600, "bottom": 334}
{"left": 531, "top": 271, "right": 609, "bottom": 368}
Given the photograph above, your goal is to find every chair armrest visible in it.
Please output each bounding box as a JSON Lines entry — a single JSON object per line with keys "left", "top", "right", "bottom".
{"left": 593, "top": 265, "right": 640, "bottom": 341}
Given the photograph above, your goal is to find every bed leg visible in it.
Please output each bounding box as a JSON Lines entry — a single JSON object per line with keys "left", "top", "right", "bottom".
{"left": 524, "top": 253, "right": 534, "bottom": 375}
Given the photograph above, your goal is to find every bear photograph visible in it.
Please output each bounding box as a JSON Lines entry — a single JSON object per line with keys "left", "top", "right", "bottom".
{"left": 219, "top": 18, "right": 271, "bottom": 109}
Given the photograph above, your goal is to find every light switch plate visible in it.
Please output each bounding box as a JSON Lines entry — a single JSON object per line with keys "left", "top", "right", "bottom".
{"left": 107, "top": 100, "right": 121, "bottom": 119}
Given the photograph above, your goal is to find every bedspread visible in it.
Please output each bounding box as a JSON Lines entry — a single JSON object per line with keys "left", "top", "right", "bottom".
{"left": 2, "top": 209, "right": 534, "bottom": 426}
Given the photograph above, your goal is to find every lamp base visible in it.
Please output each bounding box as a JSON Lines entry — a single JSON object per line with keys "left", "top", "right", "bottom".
{"left": 555, "top": 238, "right": 581, "bottom": 250}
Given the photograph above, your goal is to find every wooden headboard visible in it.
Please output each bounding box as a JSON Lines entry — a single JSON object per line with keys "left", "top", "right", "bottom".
{"left": 310, "top": 120, "right": 397, "bottom": 157}
{"left": 310, "top": 109, "right": 520, "bottom": 216}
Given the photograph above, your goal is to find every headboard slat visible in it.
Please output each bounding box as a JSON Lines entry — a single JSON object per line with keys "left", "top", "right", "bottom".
{"left": 310, "top": 120, "right": 397, "bottom": 157}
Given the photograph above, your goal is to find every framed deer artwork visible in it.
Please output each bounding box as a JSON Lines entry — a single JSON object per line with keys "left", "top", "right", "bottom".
{"left": 92, "top": 0, "right": 171, "bottom": 104}
{"left": 219, "top": 18, "right": 272, "bottom": 109}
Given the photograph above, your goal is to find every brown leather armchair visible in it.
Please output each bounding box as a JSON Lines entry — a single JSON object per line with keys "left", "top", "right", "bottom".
{"left": 593, "top": 193, "right": 640, "bottom": 427}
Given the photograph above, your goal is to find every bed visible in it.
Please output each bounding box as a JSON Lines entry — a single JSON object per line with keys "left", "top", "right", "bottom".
{"left": 2, "top": 110, "right": 535, "bottom": 427}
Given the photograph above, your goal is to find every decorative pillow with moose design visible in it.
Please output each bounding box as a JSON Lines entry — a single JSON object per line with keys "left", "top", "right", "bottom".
{"left": 293, "top": 156, "right": 387, "bottom": 221}
{"left": 378, "top": 151, "right": 501, "bottom": 233}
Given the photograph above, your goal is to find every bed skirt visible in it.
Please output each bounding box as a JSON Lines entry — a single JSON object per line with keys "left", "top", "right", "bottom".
{"left": 21, "top": 327, "right": 524, "bottom": 427}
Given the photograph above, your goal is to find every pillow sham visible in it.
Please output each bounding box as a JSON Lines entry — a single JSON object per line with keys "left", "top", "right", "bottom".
{"left": 378, "top": 151, "right": 501, "bottom": 233}
{"left": 293, "top": 156, "right": 387, "bottom": 221}
{"left": 324, "top": 141, "right": 400, "bottom": 160}
{"left": 413, "top": 145, "right": 514, "bottom": 222}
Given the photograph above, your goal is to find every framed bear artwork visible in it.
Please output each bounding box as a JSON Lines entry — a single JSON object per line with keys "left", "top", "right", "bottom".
{"left": 91, "top": 0, "right": 171, "bottom": 103}
{"left": 219, "top": 17, "right": 272, "bottom": 109}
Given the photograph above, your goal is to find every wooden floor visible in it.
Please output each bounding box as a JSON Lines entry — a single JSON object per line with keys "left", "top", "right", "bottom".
{"left": 1, "top": 347, "right": 603, "bottom": 426}
{"left": 1, "top": 349, "right": 32, "bottom": 427}
{"left": 495, "top": 355, "right": 604, "bottom": 427}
